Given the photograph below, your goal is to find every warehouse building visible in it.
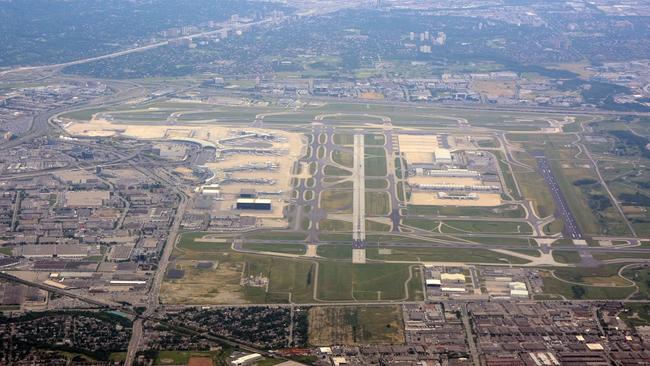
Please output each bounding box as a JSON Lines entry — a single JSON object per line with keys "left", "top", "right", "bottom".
{"left": 236, "top": 198, "right": 271, "bottom": 210}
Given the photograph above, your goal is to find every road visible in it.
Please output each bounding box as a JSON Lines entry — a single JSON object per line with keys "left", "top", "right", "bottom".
{"left": 461, "top": 304, "right": 481, "bottom": 366}
{"left": 0, "top": 17, "right": 283, "bottom": 78}
{"left": 122, "top": 156, "right": 190, "bottom": 366}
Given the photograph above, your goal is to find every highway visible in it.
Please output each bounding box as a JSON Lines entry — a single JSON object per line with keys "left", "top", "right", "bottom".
{"left": 0, "top": 17, "right": 284, "bottom": 78}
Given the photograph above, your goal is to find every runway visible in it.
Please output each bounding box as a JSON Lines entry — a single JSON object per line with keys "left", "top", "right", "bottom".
{"left": 536, "top": 154, "right": 582, "bottom": 240}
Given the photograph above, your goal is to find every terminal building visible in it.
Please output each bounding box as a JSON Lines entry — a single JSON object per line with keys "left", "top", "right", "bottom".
{"left": 236, "top": 198, "right": 271, "bottom": 210}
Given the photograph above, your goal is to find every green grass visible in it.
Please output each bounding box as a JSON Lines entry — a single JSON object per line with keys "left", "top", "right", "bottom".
{"left": 553, "top": 264, "right": 625, "bottom": 283}
{"left": 552, "top": 250, "right": 582, "bottom": 264}
{"left": 243, "top": 255, "right": 316, "bottom": 303}
{"left": 320, "top": 190, "right": 353, "bottom": 213}
{"left": 366, "top": 220, "right": 391, "bottom": 232}
{"left": 308, "top": 305, "right": 405, "bottom": 345}
{"left": 593, "top": 252, "right": 650, "bottom": 261}
{"left": 541, "top": 276, "right": 634, "bottom": 300}
{"left": 241, "top": 243, "right": 306, "bottom": 255}
{"left": 365, "top": 192, "right": 390, "bottom": 216}
{"left": 0, "top": 246, "right": 13, "bottom": 256}
{"left": 365, "top": 147, "right": 387, "bottom": 177}
{"left": 463, "top": 236, "right": 533, "bottom": 246}
{"left": 366, "top": 247, "right": 531, "bottom": 264}
{"left": 406, "top": 204, "right": 525, "bottom": 218}
{"left": 365, "top": 179, "right": 388, "bottom": 189}
{"left": 316, "top": 262, "right": 414, "bottom": 301}
{"left": 402, "top": 218, "right": 441, "bottom": 232}
{"left": 317, "top": 245, "right": 351, "bottom": 259}
{"left": 177, "top": 232, "right": 231, "bottom": 252}
{"left": 511, "top": 158, "right": 556, "bottom": 217}
{"left": 318, "top": 233, "right": 354, "bottom": 242}
{"left": 332, "top": 150, "right": 353, "bottom": 167}
{"left": 404, "top": 218, "right": 532, "bottom": 235}
{"left": 548, "top": 151, "right": 630, "bottom": 236}
{"left": 155, "top": 351, "right": 213, "bottom": 365}
{"left": 244, "top": 231, "right": 308, "bottom": 241}
{"left": 621, "top": 266, "right": 650, "bottom": 300}
{"left": 511, "top": 249, "right": 541, "bottom": 257}
{"left": 495, "top": 151, "right": 521, "bottom": 200}
{"left": 364, "top": 134, "right": 385, "bottom": 146}
{"left": 620, "top": 303, "right": 650, "bottom": 327}
{"left": 333, "top": 134, "right": 354, "bottom": 145}
{"left": 324, "top": 165, "right": 352, "bottom": 176}
{"left": 319, "top": 219, "right": 353, "bottom": 232}
{"left": 440, "top": 220, "right": 533, "bottom": 235}
{"left": 60, "top": 107, "right": 111, "bottom": 121}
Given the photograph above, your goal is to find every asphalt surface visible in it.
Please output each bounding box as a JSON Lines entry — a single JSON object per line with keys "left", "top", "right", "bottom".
{"left": 535, "top": 155, "right": 583, "bottom": 240}
{"left": 352, "top": 134, "right": 366, "bottom": 244}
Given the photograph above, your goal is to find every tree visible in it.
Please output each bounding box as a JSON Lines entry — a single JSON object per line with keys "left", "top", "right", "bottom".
{"left": 571, "top": 285, "right": 586, "bottom": 299}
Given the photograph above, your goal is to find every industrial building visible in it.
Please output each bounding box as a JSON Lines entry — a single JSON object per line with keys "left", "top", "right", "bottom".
{"left": 239, "top": 188, "right": 257, "bottom": 198}
{"left": 433, "top": 148, "right": 453, "bottom": 163}
{"left": 417, "top": 183, "right": 500, "bottom": 191}
{"left": 14, "top": 244, "right": 94, "bottom": 259}
{"left": 421, "top": 168, "right": 480, "bottom": 178}
{"left": 230, "top": 353, "right": 263, "bottom": 366}
{"left": 436, "top": 192, "right": 479, "bottom": 200}
{"left": 235, "top": 198, "right": 271, "bottom": 210}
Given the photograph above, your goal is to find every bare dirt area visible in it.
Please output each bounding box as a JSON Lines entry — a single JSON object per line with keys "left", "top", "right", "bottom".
{"left": 160, "top": 259, "right": 248, "bottom": 305}
{"left": 410, "top": 192, "right": 502, "bottom": 206}
{"left": 308, "top": 306, "right": 405, "bottom": 346}
{"left": 471, "top": 80, "right": 517, "bottom": 99}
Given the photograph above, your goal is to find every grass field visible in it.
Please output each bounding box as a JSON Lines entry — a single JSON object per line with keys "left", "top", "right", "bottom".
{"left": 440, "top": 220, "right": 533, "bottom": 235}
{"left": 552, "top": 250, "right": 582, "bottom": 264}
{"left": 366, "top": 178, "right": 389, "bottom": 189}
{"left": 365, "top": 192, "right": 390, "bottom": 216}
{"left": 333, "top": 134, "right": 354, "bottom": 145}
{"left": 241, "top": 243, "right": 306, "bottom": 255}
{"left": 332, "top": 150, "right": 353, "bottom": 168}
{"left": 510, "top": 152, "right": 556, "bottom": 218}
{"left": 540, "top": 264, "right": 636, "bottom": 300}
{"left": 365, "top": 134, "right": 386, "bottom": 146}
{"left": 365, "top": 147, "right": 387, "bottom": 177}
{"left": 406, "top": 204, "right": 525, "bottom": 218}
{"left": 366, "top": 220, "right": 392, "bottom": 232}
{"left": 161, "top": 252, "right": 316, "bottom": 304}
{"left": 366, "top": 247, "right": 531, "bottom": 264}
{"left": 621, "top": 266, "right": 650, "bottom": 300}
{"left": 551, "top": 158, "right": 629, "bottom": 236}
{"left": 177, "top": 232, "right": 231, "bottom": 252}
{"left": 541, "top": 274, "right": 634, "bottom": 300}
{"left": 620, "top": 303, "right": 650, "bottom": 327}
{"left": 316, "top": 262, "right": 418, "bottom": 301}
{"left": 404, "top": 218, "right": 532, "bottom": 235}
{"left": 317, "top": 245, "right": 351, "bottom": 259}
{"left": 494, "top": 151, "right": 522, "bottom": 200}
{"left": 320, "top": 190, "right": 353, "bottom": 213}
{"left": 308, "top": 306, "right": 405, "bottom": 346}
{"left": 319, "top": 219, "right": 353, "bottom": 232}
{"left": 324, "top": 165, "right": 352, "bottom": 176}
{"left": 244, "top": 231, "right": 308, "bottom": 241}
